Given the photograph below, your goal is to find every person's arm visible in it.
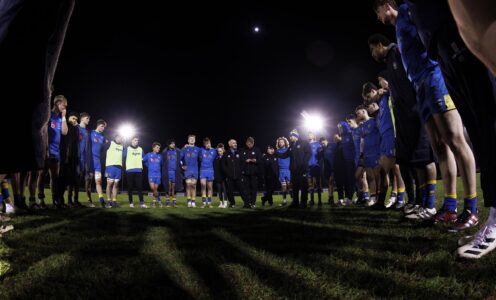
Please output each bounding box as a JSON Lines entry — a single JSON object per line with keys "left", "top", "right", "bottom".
{"left": 448, "top": 0, "right": 496, "bottom": 75}
{"left": 59, "top": 109, "right": 68, "bottom": 135}
{"left": 274, "top": 147, "right": 290, "bottom": 159}
{"left": 143, "top": 153, "right": 148, "bottom": 168}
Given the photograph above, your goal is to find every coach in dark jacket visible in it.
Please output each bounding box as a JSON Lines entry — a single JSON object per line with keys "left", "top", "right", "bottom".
{"left": 59, "top": 112, "right": 81, "bottom": 207}
{"left": 240, "top": 137, "right": 262, "bottom": 208}
{"left": 276, "top": 129, "right": 311, "bottom": 208}
{"left": 222, "top": 139, "right": 245, "bottom": 207}
{"left": 262, "top": 146, "right": 279, "bottom": 206}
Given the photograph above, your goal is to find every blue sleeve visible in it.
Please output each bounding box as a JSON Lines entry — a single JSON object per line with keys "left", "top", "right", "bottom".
{"left": 143, "top": 153, "right": 149, "bottom": 167}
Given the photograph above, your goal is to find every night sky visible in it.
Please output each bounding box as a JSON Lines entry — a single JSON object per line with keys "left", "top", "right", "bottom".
{"left": 55, "top": 1, "right": 396, "bottom": 150}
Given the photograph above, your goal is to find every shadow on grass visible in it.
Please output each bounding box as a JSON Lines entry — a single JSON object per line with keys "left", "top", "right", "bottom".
{"left": 1, "top": 206, "right": 495, "bottom": 299}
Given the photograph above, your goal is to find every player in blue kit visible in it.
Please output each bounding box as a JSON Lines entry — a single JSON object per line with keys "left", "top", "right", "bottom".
{"left": 181, "top": 135, "right": 200, "bottom": 208}
{"left": 37, "top": 95, "right": 68, "bottom": 208}
{"left": 318, "top": 136, "right": 336, "bottom": 205}
{"left": 374, "top": 0, "right": 478, "bottom": 222}
{"left": 356, "top": 104, "right": 381, "bottom": 207}
{"left": 77, "top": 112, "right": 94, "bottom": 207}
{"left": 144, "top": 142, "right": 162, "bottom": 208}
{"left": 162, "top": 140, "right": 182, "bottom": 207}
{"left": 307, "top": 132, "right": 323, "bottom": 207}
{"left": 337, "top": 120, "right": 357, "bottom": 205}
{"left": 347, "top": 114, "right": 369, "bottom": 205}
{"left": 364, "top": 79, "right": 406, "bottom": 209}
{"left": 200, "top": 137, "right": 217, "bottom": 208}
{"left": 276, "top": 137, "right": 291, "bottom": 206}
{"left": 86, "top": 119, "right": 108, "bottom": 207}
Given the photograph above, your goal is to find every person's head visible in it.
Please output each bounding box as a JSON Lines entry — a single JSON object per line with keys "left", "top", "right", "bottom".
{"left": 114, "top": 134, "right": 123, "bottom": 144}
{"left": 216, "top": 143, "right": 225, "bottom": 155}
{"left": 79, "top": 112, "right": 90, "bottom": 126}
{"left": 289, "top": 129, "right": 299, "bottom": 142}
{"left": 355, "top": 105, "right": 369, "bottom": 121}
{"left": 276, "top": 137, "right": 289, "bottom": 149}
{"left": 308, "top": 132, "right": 316, "bottom": 141}
{"left": 362, "top": 82, "right": 379, "bottom": 102}
{"left": 203, "top": 137, "right": 211, "bottom": 149}
{"left": 187, "top": 134, "right": 195, "bottom": 145}
{"left": 131, "top": 136, "right": 139, "bottom": 147}
{"left": 168, "top": 139, "right": 176, "bottom": 149}
{"left": 228, "top": 139, "right": 237, "bottom": 150}
{"left": 246, "top": 137, "right": 255, "bottom": 149}
{"left": 267, "top": 145, "right": 275, "bottom": 155}
{"left": 319, "top": 136, "right": 328, "bottom": 147}
{"left": 346, "top": 113, "right": 358, "bottom": 128}
{"left": 368, "top": 34, "right": 391, "bottom": 62}
{"left": 334, "top": 134, "right": 342, "bottom": 143}
{"left": 96, "top": 119, "right": 107, "bottom": 133}
{"left": 68, "top": 112, "right": 78, "bottom": 126}
{"left": 367, "top": 101, "right": 380, "bottom": 116}
{"left": 53, "top": 95, "right": 67, "bottom": 113}
{"left": 152, "top": 142, "right": 161, "bottom": 153}
{"left": 373, "top": 0, "right": 398, "bottom": 26}
{"left": 378, "top": 73, "right": 389, "bottom": 89}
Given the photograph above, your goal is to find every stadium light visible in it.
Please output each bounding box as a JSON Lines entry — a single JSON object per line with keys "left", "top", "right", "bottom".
{"left": 118, "top": 123, "right": 136, "bottom": 140}
{"left": 301, "top": 111, "right": 324, "bottom": 132}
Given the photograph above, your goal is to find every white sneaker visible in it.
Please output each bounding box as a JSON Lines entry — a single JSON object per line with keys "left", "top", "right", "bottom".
{"left": 385, "top": 197, "right": 396, "bottom": 208}
{"left": 5, "top": 203, "right": 14, "bottom": 214}
{"left": 191, "top": 201, "right": 196, "bottom": 208}
{"left": 222, "top": 201, "right": 228, "bottom": 208}
{"left": 366, "top": 197, "right": 377, "bottom": 207}
{"left": 0, "top": 224, "right": 14, "bottom": 235}
{"left": 458, "top": 220, "right": 496, "bottom": 259}
{"left": 404, "top": 204, "right": 417, "bottom": 215}
{"left": 129, "top": 203, "right": 134, "bottom": 208}
{"left": 342, "top": 198, "right": 353, "bottom": 206}
{"left": 405, "top": 206, "right": 422, "bottom": 220}
{"left": 218, "top": 202, "right": 223, "bottom": 208}
{"left": 419, "top": 207, "right": 437, "bottom": 220}
{"left": 140, "top": 203, "right": 148, "bottom": 208}
{"left": 187, "top": 201, "right": 192, "bottom": 208}
{"left": 338, "top": 199, "right": 345, "bottom": 206}
{"left": 88, "top": 203, "right": 96, "bottom": 208}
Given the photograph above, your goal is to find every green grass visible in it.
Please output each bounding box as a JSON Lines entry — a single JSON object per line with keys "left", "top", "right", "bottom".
{"left": 1, "top": 176, "right": 496, "bottom": 299}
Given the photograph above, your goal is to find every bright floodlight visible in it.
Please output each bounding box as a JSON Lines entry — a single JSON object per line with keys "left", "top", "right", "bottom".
{"left": 254, "top": 26, "right": 260, "bottom": 33}
{"left": 118, "top": 124, "right": 136, "bottom": 140}
{"left": 301, "top": 111, "right": 324, "bottom": 131}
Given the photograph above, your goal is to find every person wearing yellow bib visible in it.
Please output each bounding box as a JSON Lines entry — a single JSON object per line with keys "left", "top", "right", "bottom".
{"left": 105, "top": 134, "right": 124, "bottom": 208}
{"left": 124, "top": 137, "right": 146, "bottom": 208}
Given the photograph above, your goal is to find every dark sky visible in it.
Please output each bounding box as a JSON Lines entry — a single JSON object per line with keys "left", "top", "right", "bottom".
{"left": 55, "top": 1, "right": 396, "bottom": 151}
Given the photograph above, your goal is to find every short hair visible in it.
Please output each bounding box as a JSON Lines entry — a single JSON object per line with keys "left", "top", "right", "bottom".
{"left": 68, "top": 111, "right": 78, "bottom": 118}
{"left": 373, "top": 0, "right": 397, "bottom": 11}
{"left": 216, "top": 143, "right": 225, "bottom": 149}
{"left": 152, "top": 142, "right": 161, "bottom": 148}
{"left": 79, "top": 112, "right": 90, "bottom": 119}
{"left": 203, "top": 137, "right": 211, "bottom": 143}
{"left": 167, "top": 139, "right": 176, "bottom": 146}
{"left": 346, "top": 114, "right": 356, "bottom": 121}
{"left": 355, "top": 104, "right": 367, "bottom": 112}
{"left": 319, "top": 137, "right": 328, "bottom": 142}
{"left": 96, "top": 119, "right": 107, "bottom": 127}
{"left": 131, "top": 136, "right": 139, "bottom": 141}
{"left": 187, "top": 134, "right": 196, "bottom": 138}
{"left": 53, "top": 95, "right": 67, "bottom": 105}
{"left": 367, "top": 33, "right": 391, "bottom": 47}
{"left": 246, "top": 136, "right": 255, "bottom": 144}
{"left": 362, "top": 82, "right": 378, "bottom": 99}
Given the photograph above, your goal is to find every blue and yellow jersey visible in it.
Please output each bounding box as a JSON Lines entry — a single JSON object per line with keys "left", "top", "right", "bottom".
{"left": 143, "top": 152, "right": 162, "bottom": 177}
{"left": 48, "top": 111, "right": 62, "bottom": 159}
{"left": 277, "top": 147, "right": 290, "bottom": 170}
{"left": 395, "top": 3, "right": 438, "bottom": 84}
{"left": 200, "top": 148, "right": 217, "bottom": 170}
